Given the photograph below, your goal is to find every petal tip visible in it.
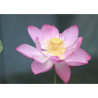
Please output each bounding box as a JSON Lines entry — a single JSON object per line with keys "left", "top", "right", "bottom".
{"left": 52, "top": 25, "right": 56, "bottom": 28}
{"left": 44, "top": 24, "right": 49, "bottom": 26}
{"left": 79, "top": 37, "right": 83, "bottom": 39}
{"left": 31, "top": 70, "right": 37, "bottom": 75}
{"left": 31, "top": 64, "right": 37, "bottom": 75}
{"left": 15, "top": 45, "right": 20, "bottom": 51}
{"left": 52, "top": 25, "right": 55, "bottom": 27}
{"left": 15, "top": 47, "right": 18, "bottom": 51}
{"left": 27, "top": 25, "right": 32, "bottom": 28}
{"left": 74, "top": 24, "right": 78, "bottom": 27}
{"left": 81, "top": 37, "right": 83, "bottom": 39}
{"left": 15, "top": 44, "right": 25, "bottom": 51}
{"left": 27, "top": 25, "right": 37, "bottom": 30}
{"left": 88, "top": 55, "right": 92, "bottom": 61}
{"left": 33, "top": 72, "right": 37, "bottom": 75}
{"left": 15, "top": 47, "right": 17, "bottom": 50}
{"left": 71, "top": 25, "right": 78, "bottom": 29}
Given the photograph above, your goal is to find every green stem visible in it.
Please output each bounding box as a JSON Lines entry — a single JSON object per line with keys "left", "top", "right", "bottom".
{"left": 54, "top": 65, "right": 56, "bottom": 84}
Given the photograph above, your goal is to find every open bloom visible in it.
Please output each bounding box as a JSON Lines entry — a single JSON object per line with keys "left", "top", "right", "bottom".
{"left": 16, "top": 24, "right": 91, "bottom": 83}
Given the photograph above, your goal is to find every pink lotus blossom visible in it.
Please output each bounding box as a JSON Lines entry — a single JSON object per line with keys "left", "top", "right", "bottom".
{"left": 16, "top": 24, "right": 91, "bottom": 83}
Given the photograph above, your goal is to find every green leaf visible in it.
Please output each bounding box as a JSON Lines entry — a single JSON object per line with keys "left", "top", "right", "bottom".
{"left": 0, "top": 40, "right": 3, "bottom": 53}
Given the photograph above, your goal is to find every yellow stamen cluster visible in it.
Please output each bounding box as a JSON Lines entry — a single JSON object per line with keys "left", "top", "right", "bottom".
{"left": 44, "top": 38, "right": 66, "bottom": 59}
{"left": 50, "top": 38, "right": 62, "bottom": 44}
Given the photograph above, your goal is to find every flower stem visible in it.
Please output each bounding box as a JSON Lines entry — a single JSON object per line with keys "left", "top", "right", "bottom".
{"left": 54, "top": 65, "right": 56, "bottom": 84}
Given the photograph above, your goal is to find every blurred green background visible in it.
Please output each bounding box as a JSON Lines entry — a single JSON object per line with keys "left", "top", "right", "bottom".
{"left": 0, "top": 14, "right": 97, "bottom": 84}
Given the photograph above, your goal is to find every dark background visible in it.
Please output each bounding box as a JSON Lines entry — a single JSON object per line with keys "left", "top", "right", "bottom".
{"left": 0, "top": 14, "right": 97, "bottom": 84}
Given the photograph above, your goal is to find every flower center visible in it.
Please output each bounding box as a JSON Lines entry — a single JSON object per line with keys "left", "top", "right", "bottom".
{"left": 43, "top": 37, "right": 66, "bottom": 59}
{"left": 50, "top": 38, "right": 63, "bottom": 50}
{"left": 50, "top": 38, "right": 62, "bottom": 44}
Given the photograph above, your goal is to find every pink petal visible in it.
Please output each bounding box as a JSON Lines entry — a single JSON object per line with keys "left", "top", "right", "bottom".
{"left": 49, "top": 55, "right": 65, "bottom": 65}
{"left": 41, "top": 24, "right": 59, "bottom": 40}
{"left": 65, "top": 62, "right": 88, "bottom": 66}
{"left": 54, "top": 63, "right": 71, "bottom": 83}
{"left": 24, "top": 55, "right": 33, "bottom": 59}
{"left": 35, "top": 37, "right": 49, "bottom": 59}
{"left": 63, "top": 46, "right": 75, "bottom": 59}
{"left": 32, "top": 38, "right": 49, "bottom": 63}
{"left": 65, "top": 48, "right": 91, "bottom": 66}
{"left": 39, "top": 39, "right": 48, "bottom": 49}
{"left": 41, "top": 24, "right": 52, "bottom": 33}
{"left": 16, "top": 44, "right": 48, "bottom": 63}
{"left": 51, "top": 59, "right": 65, "bottom": 64}
{"left": 62, "top": 25, "right": 79, "bottom": 47}
{"left": 27, "top": 25, "right": 44, "bottom": 42}
{"left": 16, "top": 44, "right": 41, "bottom": 59}
{"left": 73, "top": 37, "right": 83, "bottom": 52}
{"left": 50, "top": 57, "right": 65, "bottom": 64}
{"left": 50, "top": 25, "right": 59, "bottom": 34}
{"left": 48, "top": 25, "right": 59, "bottom": 38}
{"left": 62, "top": 37, "right": 82, "bottom": 60}
{"left": 59, "top": 33, "right": 64, "bottom": 40}
{"left": 49, "top": 56, "right": 59, "bottom": 61}
{"left": 31, "top": 60, "right": 53, "bottom": 75}
{"left": 65, "top": 51, "right": 75, "bottom": 60}
{"left": 32, "top": 55, "right": 49, "bottom": 63}
{"left": 35, "top": 37, "right": 43, "bottom": 54}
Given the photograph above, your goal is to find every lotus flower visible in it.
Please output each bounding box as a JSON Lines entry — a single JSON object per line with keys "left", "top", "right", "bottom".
{"left": 16, "top": 24, "right": 91, "bottom": 83}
